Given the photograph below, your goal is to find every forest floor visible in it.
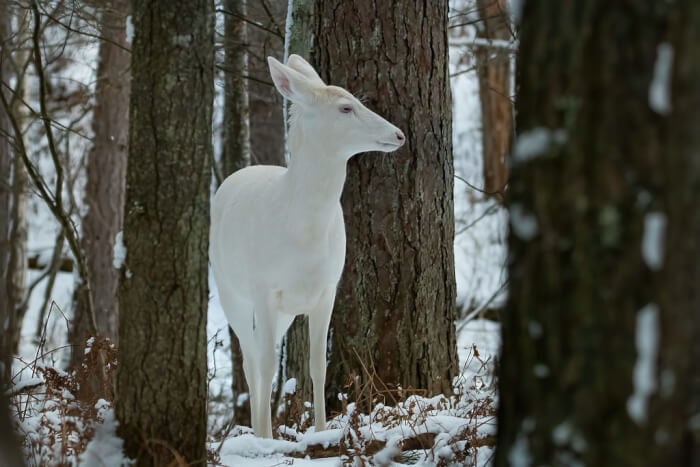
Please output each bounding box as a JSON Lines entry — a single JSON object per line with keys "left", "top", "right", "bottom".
{"left": 208, "top": 317, "right": 500, "bottom": 466}
{"left": 10, "top": 307, "right": 499, "bottom": 466}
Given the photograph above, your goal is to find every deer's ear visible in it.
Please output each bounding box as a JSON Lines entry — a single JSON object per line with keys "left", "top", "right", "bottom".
{"left": 268, "top": 56, "right": 316, "bottom": 104}
{"left": 287, "top": 54, "right": 325, "bottom": 86}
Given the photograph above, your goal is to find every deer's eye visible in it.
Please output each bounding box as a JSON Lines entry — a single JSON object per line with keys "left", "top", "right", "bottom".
{"left": 339, "top": 104, "right": 353, "bottom": 114}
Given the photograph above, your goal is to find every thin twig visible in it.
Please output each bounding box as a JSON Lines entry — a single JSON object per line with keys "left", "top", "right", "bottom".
{"left": 455, "top": 203, "right": 499, "bottom": 236}
{"left": 259, "top": 0, "right": 284, "bottom": 39}
{"left": 459, "top": 279, "right": 509, "bottom": 327}
{"left": 454, "top": 174, "right": 505, "bottom": 198}
{"left": 217, "top": 8, "right": 284, "bottom": 40}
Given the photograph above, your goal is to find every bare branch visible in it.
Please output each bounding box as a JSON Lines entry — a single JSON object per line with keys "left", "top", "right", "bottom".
{"left": 37, "top": 2, "right": 131, "bottom": 53}
{"left": 217, "top": 8, "right": 284, "bottom": 40}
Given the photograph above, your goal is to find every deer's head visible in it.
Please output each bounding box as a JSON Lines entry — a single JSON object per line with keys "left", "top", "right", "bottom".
{"left": 268, "top": 55, "right": 405, "bottom": 160}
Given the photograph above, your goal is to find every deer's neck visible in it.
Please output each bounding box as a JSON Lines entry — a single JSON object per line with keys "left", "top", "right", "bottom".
{"left": 283, "top": 120, "right": 347, "bottom": 222}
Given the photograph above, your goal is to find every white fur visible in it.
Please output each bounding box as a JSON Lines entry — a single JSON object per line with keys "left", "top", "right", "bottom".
{"left": 210, "top": 55, "right": 405, "bottom": 438}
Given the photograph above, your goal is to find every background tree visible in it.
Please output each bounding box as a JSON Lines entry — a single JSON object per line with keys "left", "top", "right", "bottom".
{"left": 71, "top": 0, "right": 130, "bottom": 363}
{"left": 115, "top": 0, "right": 214, "bottom": 464}
{"left": 0, "top": 0, "right": 19, "bottom": 381}
{"left": 247, "top": 0, "right": 286, "bottom": 166}
{"left": 0, "top": 0, "right": 28, "bottom": 370}
{"left": 496, "top": 2, "right": 700, "bottom": 465}
{"left": 297, "top": 0, "right": 458, "bottom": 410}
{"left": 220, "top": 0, "right": 252, "bottom": 428}
{"left": 475, "top": 0, "right": 512, "bottom": 197}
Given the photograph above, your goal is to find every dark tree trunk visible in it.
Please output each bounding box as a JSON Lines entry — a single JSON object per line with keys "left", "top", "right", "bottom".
{"left": 0, "top": 392, "right": 23, "bottom": 467}
{"left": 307, "top": 0, "right": 458, "bottom": 412}
{"left": 247, "top": 0, "right": 286, "bottom": 166}
{"left": 221, "top": 0, "right": 251, "bottom": 428}
{"left": 115, "top": 0, "right": 214, "bottom": 464}
{"left": 475, "top": 0, "right": 512, "bottom": 197}
{"left": 71, "top": 0, "right": 130, "bottom": 363}
{"left": 495, "top": 2, "right": 700, "bottom": 465}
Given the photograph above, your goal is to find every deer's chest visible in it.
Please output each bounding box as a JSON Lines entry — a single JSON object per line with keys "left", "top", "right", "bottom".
{"left": 264, "top": 219, "right": 345, "bottom": 313}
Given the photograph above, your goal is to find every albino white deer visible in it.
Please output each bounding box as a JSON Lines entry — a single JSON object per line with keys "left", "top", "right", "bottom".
{"left": 210, "top": 55, "right": 405, "bottom": 438}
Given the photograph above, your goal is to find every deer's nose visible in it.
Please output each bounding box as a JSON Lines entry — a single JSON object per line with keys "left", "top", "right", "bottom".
{"left": 396, "top": 130, "right": 406, "bottom": 145}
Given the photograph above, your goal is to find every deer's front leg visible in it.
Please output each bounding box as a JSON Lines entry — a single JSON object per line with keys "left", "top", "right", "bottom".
{"left": 308, "top": 288, "right": 335, "bottom": 432}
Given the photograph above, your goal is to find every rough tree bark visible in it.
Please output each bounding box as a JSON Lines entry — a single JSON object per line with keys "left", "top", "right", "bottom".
{"left": 115, "top": 0, "right": 213, "bottom": 464}
{"left": 496, "top": 2, "right": 700, "bottom": 465}
{"left": 221, "top": 0, "right": 251, "bottom": 428}
{"left": 71, "top": 0, "right": 130, "bottom": 363}
{"left": 475, "top": 0, "right": 512, "bottom": 197}
{"left": 306, "top": 0, "right": 458, "bottom": 411}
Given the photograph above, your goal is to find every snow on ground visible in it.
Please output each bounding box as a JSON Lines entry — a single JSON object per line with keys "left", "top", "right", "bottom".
{"left": 211, "top": 318, "right": 500, "bottom": 466}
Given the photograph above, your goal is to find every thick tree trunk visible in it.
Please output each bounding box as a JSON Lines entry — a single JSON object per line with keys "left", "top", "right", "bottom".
{"left": 115, "top": 0, "right": 213, "bottom": 464}
{"left": 495, "top": 2, "right": 700, "bottom": 465}
{"left": 247, "top": 0, "right": 286, "bottom": 166}
{"left": 309, "top": 0, "right": 458, "bottom": 411}
{"left": 221, "top": 0, "right": 251, "bottom": 428}
{"left": 475, "top": 0, "right": 512, "bottom": 197}
{"left": 71, "top": 0, "right": 130, "bottom": 363}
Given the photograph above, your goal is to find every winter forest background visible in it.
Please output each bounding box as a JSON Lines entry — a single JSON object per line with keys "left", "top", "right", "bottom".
{"left": 1, "top": 0, "right": 698, "bottom": 466}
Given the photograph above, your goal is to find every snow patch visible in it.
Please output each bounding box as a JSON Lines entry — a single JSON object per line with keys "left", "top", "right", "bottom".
{"left": 79, "top": 400, "right": 129, "bottom": 467}
{"left": 282, "top": 377, "right": 297, "bottom": 395}
{"left": 627, "top": 303, "right": 660, "bottom": 424}
{"left": 513, "top": 127, "right": 567, "bottom": 165}
{"left": 689, "top": 413, "right": 700, "bottom": 430}
{"left": 552, "top": 420, "right": 572, "bottom": 446}
{"left": 642, "top": 212, "right": 666, "bottom": 271}
{"left": 125, "top": 16, "right": 134, "bottom": 45}
{"left": 528, "top": 320, "right": 543, "bottom": 338}
{"left": 6, "top": 376, "right": 44, "bottom": 395}
{"left": 509, "top": 431, "right": 531, "bottom": 467}
{"left": 510, "top": 203, "right": 538, "bottom": 240}
{"left": 533, "top": 364, "right": 549, "bottom": 378}
{"left": 236, "top": 392, "right": 249, "bottom": 407}
{"left": 113, "top": 231, "right": 126, "bottom": 270}
{"left": 649, "top": 43, "right": 673, "bottom": 115}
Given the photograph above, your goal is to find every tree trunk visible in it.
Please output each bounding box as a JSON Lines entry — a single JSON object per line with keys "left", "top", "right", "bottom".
{"left": 283, "top": 0, "right": 315, "bottom": 409}
{"left": 310, "top": 0, "right": 458, "bottom": 411}
{"left": 0, "top": 0, "right": 27, "bottom": 381}
{"left": 247, "top": 0, "right": 286, "bottom": 166}
{"left": 115, "top": 0, "right": 213, "bottom": 464}
{"left": 221, "top": 0, "right": 251, "bottom": 428}
{"left": 0, "top": 392, "right": 23, "bottom": 467}
{"left": 475, "top": 0, "right": 512, "bottom": 197}
{"left": 495, "top": 2, "right": 700, "bottom": 465}
{"left": 71, "top": 0, "right": 130, "bottom": 364}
